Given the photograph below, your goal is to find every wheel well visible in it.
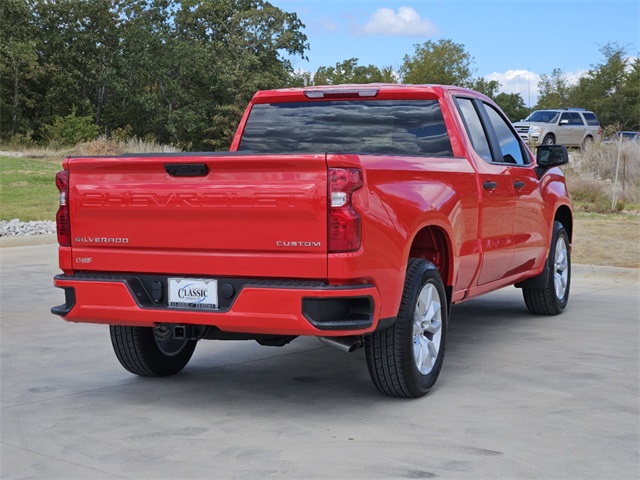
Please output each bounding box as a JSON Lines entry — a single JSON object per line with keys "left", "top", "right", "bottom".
{"left": 408, "top": 226, "right": 451, "bottom": 287}
{"left": 555, "top": 206, "right": 573, "bottom": 242}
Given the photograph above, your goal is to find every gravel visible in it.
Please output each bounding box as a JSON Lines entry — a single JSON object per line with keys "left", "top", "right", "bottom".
{"left": 0, "top": 219, "right": 56, "bottom": 237}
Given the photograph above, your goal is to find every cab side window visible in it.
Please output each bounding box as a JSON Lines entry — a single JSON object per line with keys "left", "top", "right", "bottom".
{"left": 455, "top": 98, "right": 493, "bottom": 162}
{"left": 484, "top": 104, "right": 530, "bottom": 165}
{"left": 570, "top": 112, "right": 584, "bottom": 125}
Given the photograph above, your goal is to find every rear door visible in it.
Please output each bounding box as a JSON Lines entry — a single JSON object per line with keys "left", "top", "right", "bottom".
{"left": 67, "top": 153, "right": 328, "bottom": 279}
{"left": 556, "top": 112, "right": 573, "bottom": 145}
{"left": 454, "top": 97, "right": 516, "bottom": 285}
{"left": 569, "top": 112, "right": 586, "bottom": 145}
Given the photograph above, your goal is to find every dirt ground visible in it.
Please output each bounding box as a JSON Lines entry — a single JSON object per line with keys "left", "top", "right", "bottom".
{"left": 572, "top": 214, "right": 640, "bottom": 268}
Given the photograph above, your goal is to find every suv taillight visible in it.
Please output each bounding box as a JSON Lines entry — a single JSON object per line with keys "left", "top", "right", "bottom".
{"left": 328, "top": 168, "right": 363, "bottom": 253}
{"left": 55, "top": 170, "right": 71, "bottom": 247}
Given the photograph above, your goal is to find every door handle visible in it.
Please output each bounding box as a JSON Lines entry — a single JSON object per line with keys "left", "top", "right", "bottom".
{"left": 483, "top": 181, "right": 497, "bottom": 190}
{"left": 513, "top": 181, "right": 525, "bottom": 189}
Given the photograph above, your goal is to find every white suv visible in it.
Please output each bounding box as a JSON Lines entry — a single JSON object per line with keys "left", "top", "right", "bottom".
{"left": 513, "top": 109, "right": 601, "bottom": 149}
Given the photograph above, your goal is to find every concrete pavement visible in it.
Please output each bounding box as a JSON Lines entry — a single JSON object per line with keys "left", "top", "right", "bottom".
{"left": 1, "top": 243, "right": 638, "bottom": 479}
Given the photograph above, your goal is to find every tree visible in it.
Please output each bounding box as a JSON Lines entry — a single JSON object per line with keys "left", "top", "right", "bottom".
{"left": 570, "top": 43, "right": 635, "bottom": 128}
{"left": 494, "top": 92, "right": 530, "bottom": 122}
{"left": 619, "top": 57, "right": 640, "bottom": 130}
{"left": 0, "top": 0, "right": 38, "bottom": 138}
{"left": 29, "top": 0, "right": 121, "bottom": 133}
{"left": 0, "top": 0, "right": 309, "bottom": 149}
{"left": 311, "top": 58, "right": 396, "bottom": 85}
{"left": 169, "top": 0, "right": 309, "bottom": 149}
{"left": 535, "top": 68, "right": 575, "bottom": 109}
{"left": 471, "top": 78, "right": 500, "bottom": 99}
{"left": 400, "top": 39, "right": 476, "bottom": 86}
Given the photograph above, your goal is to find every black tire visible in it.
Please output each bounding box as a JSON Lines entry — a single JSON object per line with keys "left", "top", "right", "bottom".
{"left": 110, "top": 325, "right": 197, "bottom": 376}
{"left": 523, "top": 221, "right": 571, "bottom": 315}
{"left": 365, "top": 259, "right": 448, "bottom": 398}
{"left": 543, "top": 134, "right": 555, "bottom": 145}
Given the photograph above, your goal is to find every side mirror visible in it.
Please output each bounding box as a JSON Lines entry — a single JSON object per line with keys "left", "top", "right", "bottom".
{"left": 559, "top": 119, "right": 569, "bottom": 126}
{"left": 537, "top": 144, "right": 569, "bottom": 167}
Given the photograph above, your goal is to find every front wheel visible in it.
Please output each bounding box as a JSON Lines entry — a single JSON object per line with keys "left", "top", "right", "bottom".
{"left": 365, "top": 259, "right": 448, "bottom": 398}
{"left": 543, "top": 134, "right": 555, "bottom": 145}
{"left": 523, "top": 221, "right": 571, "bottom": 315}
{"left": 110, "top": 325, "right": 197, "bottom": 376}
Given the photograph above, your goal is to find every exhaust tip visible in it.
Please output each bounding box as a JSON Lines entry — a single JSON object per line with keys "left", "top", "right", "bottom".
{"left": 319, "top": 336, "right": 363, "bottom": 353}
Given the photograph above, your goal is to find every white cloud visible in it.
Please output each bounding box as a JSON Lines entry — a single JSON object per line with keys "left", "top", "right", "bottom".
{"left": 484, "top": 68, "right": 589, "bottom": 107}
{"left": 361, "top": 7, "right": 437, "bottom": 37}
{"left": 485, "top": 69, "right": 541, "bottom": 106}
{"left": 564, "top": 69, "right": 588, "bottom": 85}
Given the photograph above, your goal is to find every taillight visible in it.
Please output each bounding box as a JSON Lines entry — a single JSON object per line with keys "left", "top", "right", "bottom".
{"left": 328, "top": 168, "right": 363, "bottom": 253}
{"left": 55, "top": 170, "right": 71, "bottom": 246}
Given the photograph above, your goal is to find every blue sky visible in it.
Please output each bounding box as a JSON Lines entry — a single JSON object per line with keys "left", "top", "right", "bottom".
{"left": 270, "top": 0, "right": 639, "bottom": 106}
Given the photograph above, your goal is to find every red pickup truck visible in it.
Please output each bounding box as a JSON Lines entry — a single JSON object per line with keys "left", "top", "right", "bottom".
{"left": 52, "top": 84, "right": 572, "bottom": 398}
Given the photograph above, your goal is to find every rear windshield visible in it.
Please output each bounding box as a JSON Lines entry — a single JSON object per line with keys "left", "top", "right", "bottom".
{"left": 238, "top": 100, "right": 453, "bottom": 156}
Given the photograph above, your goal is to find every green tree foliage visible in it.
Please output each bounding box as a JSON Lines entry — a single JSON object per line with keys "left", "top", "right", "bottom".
{"left": 0, "top": 0, "right": 39, "bottom": 136}
{"left": 400, "top": 39, "right": 476, "bottom": 87}
{"left": 494, "top": 92, "right": 530, "bottom": 122}
{"left": 311, "top": 58, "right": 396, "bottom": 85}
{"left": 536, "top": 44, "right": 640, "bottom": 130}
{"left": 0, "top": 0, "right": 308, "bottom": 150}
{"left": 620, "top": 58, "right": 640, "bottom": 130}
{"left": 400, "top": 39, "right": 503, "bottom": 100}
{"left": 536, "top": 68, "right": 575, "bottom": 109}
{"left": 570, "top": 43, "right": 637, "bottom": 129}
{"left": 43, "top": 108, "right": 100, "bottom": 146}
{"left": 470, "top": 78, "right": 500, "bottom": 99}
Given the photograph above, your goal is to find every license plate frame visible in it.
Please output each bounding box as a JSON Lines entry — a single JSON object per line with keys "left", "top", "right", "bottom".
{"left": 168, "top": 278, "right": 218, "bottom": 309}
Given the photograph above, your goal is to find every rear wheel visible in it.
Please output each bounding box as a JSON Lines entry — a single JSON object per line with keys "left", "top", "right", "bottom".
{"left": 581, "top": 136, "right": 594, "bottom": 152}
{"left": 365, "top": 259, "right": 448, "bottom": 398}
{"left": 110, "top": 325, "right": 197, "bottom": 376}
{"left": 523, "top": 221, "right": 571, "bottom": 315}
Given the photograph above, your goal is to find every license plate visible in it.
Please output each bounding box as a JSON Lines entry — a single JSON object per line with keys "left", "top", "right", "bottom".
{"left": 168, "top": 278, "right": 218, "bottom": 309}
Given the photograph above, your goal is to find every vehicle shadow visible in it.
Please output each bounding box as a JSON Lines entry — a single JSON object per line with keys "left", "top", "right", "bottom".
{"left": 102, "top": 290, "right": 540, "bottom": 411}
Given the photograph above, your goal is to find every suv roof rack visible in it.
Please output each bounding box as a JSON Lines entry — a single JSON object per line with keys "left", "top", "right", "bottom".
{"left": 565, "top": 108, "right": 586, "bottom": 111}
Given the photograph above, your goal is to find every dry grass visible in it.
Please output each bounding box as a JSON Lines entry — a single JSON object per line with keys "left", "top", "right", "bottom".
{"left": 0, "top": 136, "right": 180, "bottom": 160}
{"left": 565, "top": 142, "right": 640, "bottom": 213}
{"left": 573, "top": 214, "right": 640, "bottom": 267}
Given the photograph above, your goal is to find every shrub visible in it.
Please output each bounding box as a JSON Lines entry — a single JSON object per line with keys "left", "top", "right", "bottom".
{"left": 4, "top": 132, "right": 36, "bottom": 148}
{"left": 110, "top": 124, "right": 134, "bottom": 143}
{"left": 42, "top": 108, "right": 100, "bottom": 147}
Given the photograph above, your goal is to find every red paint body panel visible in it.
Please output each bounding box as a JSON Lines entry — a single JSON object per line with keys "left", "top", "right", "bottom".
{"left": 53, "top": 276, "right": 381, "bottom": 336}
{"left": 54, "top": 84, "right": 572, "bottom": 336}
{"left": 66, "top": 154, "right": 328, "bottom": 278}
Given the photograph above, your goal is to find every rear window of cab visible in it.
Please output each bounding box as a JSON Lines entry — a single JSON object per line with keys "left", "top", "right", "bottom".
{"left": 239, "top": 100, "right": 453, "bottom": 157}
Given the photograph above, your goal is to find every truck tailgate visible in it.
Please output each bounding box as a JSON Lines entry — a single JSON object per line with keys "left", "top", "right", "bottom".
{"left": 66, "top": 153, "right": 328, "bottom": 278}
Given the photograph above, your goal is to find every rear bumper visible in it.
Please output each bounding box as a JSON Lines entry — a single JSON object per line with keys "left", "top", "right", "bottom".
{"left": 52, "top": 274, "right": 381, "bottom": 336}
